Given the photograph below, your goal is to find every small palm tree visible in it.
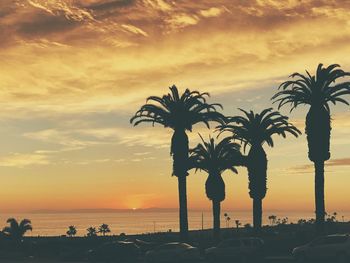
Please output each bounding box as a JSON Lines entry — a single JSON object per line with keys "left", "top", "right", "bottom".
{"left": 268, "top": 215, "right": 277, "bottom": 226}
{"left": 131, "top": 85, "right": 225, "bottom": 240}
{"left": 272, "top": 64, "right": 350, "bottom": 232}
{"left": 3, "top": 218, "right": 32, "bottom": 240}
{"left": 224, "top": 213, "right": 231, "bottom": 228}
{"left": 218, "top": 108, "right": 301, "bottom": 232}
{"left": 98, "top": 224, "right": 111, "bottom": 236}
{"left": 189, "top": 136, "right": 243, "bottom": 239}
{"left": 87, "top": 227, "right": 97, "bottom": 237}
{"left": 235, "top": 220, "right": 241, "bottom": 230}
{"left": 66, "top": 225, "right": 77, "bottom": 237}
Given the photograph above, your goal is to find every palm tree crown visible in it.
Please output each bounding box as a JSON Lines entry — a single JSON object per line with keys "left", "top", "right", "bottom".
{"left": 130, "top": 85, "right": 225, "bottom": 132}
{"left": 3, "top": 218, "right": 32, "bottom": 239}
{"left": 189, "top": 136, "right": 242, "bottom": 178}
{"left": 272, "top": 63, "right": 350, "bottom": 112}
{"left": 218, "top": 108, "right": 301, "bottom": 152}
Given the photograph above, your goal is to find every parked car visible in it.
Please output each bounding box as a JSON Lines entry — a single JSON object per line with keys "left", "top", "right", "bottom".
{"left": 87, "top": 241, "right": 140, "bottom": 262}
{"left": 205, "top": 237, "right": 265, "bottom": 262}
{"left": 292, "top": 234, "right": 350, "bottom": 263}
{"left": 124, "top": 238, "right": 159, "bottom": 254}
{"left": 145, "top": 242, "right": 201, "bottom": 263}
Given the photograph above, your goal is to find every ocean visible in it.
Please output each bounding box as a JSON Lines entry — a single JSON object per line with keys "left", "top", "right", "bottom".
{"left": 0, "top": 211, "right": 349, "bottom": 237}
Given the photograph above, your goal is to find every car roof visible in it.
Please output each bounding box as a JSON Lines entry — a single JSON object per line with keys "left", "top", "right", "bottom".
{"left": 163, "top": 242, "right": 182, "bottom": 245}
{"left": 154, "top": 242, "right": 191, "bottom": 250}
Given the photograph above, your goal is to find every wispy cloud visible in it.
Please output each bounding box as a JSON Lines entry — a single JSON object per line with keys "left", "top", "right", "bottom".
{"left": 0, "top": 153, "right": 50, "bottom": 167}
{"left": 199, "top": 7, "right": 226, "bottom": 18}
{"left": 328, "top": 158, "right": 350, "bottom": 167}
{"left": 27, "top": 0, "right": 95, "bottom": 21}
{"left": 286, "top": 157, "right": 350, "bottom": 174}
{"left": 166, "top": 14, "right": 200, "bottom": 29}
{"left": 121, "top": 24, "right": 148, "bottom": 37}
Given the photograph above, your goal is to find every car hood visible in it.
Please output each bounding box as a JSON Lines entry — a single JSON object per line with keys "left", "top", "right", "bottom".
{"left": 293, "top": 244, "right": 308, "bottom": 254}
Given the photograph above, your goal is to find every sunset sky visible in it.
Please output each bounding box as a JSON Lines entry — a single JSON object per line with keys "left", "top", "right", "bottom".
{"left": 1, "top": 0, "right": 350, "bottom": 214}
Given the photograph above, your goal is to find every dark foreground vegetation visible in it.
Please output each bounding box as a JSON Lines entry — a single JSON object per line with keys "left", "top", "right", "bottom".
{"left": 0, "top": 221, "right": 349, "bottom": 262}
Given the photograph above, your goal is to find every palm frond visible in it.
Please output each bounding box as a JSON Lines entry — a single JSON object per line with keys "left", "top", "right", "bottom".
{"left": 218, "top": 108, "right": 301, "bottom": 151}
{"left": 189, "top": 135, "right": 243, "bottom": 175}
{"left": 131, "top": 85, "right": 225, "bottom": 131}
{"left": 272, "top": 63, "right": 350, "bottom": 112}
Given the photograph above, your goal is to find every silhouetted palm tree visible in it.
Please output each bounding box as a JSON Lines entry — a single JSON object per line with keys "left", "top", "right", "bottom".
{"left": 98, "top": 223, "right": 111, "bottom": 236}
{"left": 130, "top": 85, "right": 225, "bottom": 240}
{"left": 66, "top": 225, "right": 77, "bottom": 237}
{"left": 2, "top": 218, "right": 32, "bottom": 240}
{"left": 235, "top": 220, "right": 241, "bottom": 230}
{"left": 268, "top": 215, "right": 277, "bottom": 226}
{"left": 272, "top": 63, "right": 350, "bottom": 232}
{"left": 218, "top": 108, "right": 300, "bottom": 232}
{"left": 87, "top": 227, "right": 97, "bottom": 237}
{"left": 189, "top": 136, "right": 243, "bottom": 239}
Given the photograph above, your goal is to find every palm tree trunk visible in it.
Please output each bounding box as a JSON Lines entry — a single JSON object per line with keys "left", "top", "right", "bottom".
{"left": 253, "top": 198, "right": 262, "bottom": 233}
{"left": 315, "top": 161, "right": 325, "bottom": 233}
{"left": 172, "top": 129, "right": 189, "bottom": 241}
{"left": 248, "top": 145, "right": 267, "bottom": 233}
{"left": 178, "top": 175, "right": 189, "bottom": 241}
{"left": 212, "top": 200, "right": 221, "bottom": 240}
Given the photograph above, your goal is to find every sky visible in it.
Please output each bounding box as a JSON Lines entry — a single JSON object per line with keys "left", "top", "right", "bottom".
{"left": 0, "top": 0, "right": 350, "bottom": 215}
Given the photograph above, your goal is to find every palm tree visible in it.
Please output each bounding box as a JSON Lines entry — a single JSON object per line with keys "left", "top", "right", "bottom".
{"left": 130, "top": 85, "right": 225, "bottom": 240}
{"left": 189, "top": 136, "right": 243, "bottom": 239}
{"left": 218, "top": 108, "right": 301, "bottom": 232}
{"left": 87, "top": 227, "right": 97, "bottom": 237}
{"left": 235, "top": 220, "right": 241, "bottom": 230}
{"left": 268, "top": 215, "right": 277, "bottom": 226}
{"left": 2, "top": 218, "right": 32, "bottom": 240}
{"left": 98, "top": 223, "right": 111, "bottom": 236}
{"left": 66, "top": 225, "right": 77, "bottom": 237}
{"left": 272, "top": 63, "right": 350, "bottom": 232}
{"left": 224, "top": 213, "right": 231, "bottom": 228}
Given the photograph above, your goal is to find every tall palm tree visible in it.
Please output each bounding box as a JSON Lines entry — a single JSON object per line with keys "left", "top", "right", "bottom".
{"left": 2, "top": 218, "right": 32, "bottom": 240}
{"left": 130, "top": 85, "right": 225, "bottom": 240}
{"left": 189, "top": 136, "right": 244, "bottom": 239}
{"left": 218, "top": 108, "right": 301, "bottom": 232}
{"left": 272, "top": 63, "right": 350, "bottom": 232}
